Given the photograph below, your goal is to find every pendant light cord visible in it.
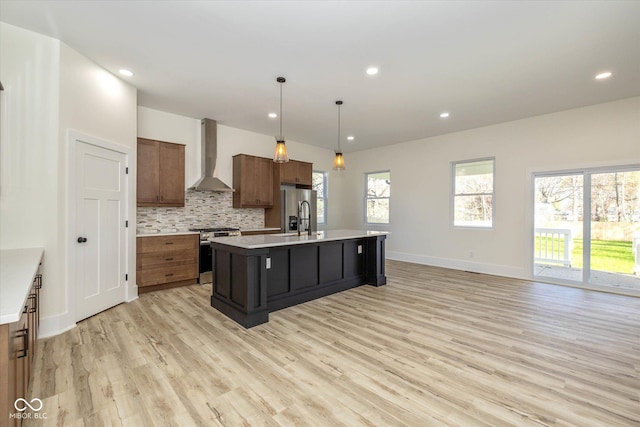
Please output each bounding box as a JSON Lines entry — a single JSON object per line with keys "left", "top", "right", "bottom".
{"left": 336, "top": 100, "right": 343, "bottom": 152}
{"left": 338, "top": 103, "right": 341, "bottom": 151}
{"left": 279, "top": 82, "right": 283, "bottom": 139}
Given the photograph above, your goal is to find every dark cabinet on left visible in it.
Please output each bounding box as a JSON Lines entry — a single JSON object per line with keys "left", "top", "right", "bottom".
{"left": 137, "top": 138, "right": 185, "bottom": 207}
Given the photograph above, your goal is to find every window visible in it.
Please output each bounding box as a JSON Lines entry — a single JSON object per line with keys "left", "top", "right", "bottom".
{"left": 452, "top": 158, "right": 494, "bottom": 228}
{"left": 312, "top": 170, "right": 327, "bottom": 224}
{"left": 366, "top": 171, "right": 390, "bottom": 224}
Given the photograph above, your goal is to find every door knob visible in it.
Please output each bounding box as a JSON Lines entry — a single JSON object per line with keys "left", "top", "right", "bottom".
{"left": 77, "top": 237, "right": 88, "bottom": 243}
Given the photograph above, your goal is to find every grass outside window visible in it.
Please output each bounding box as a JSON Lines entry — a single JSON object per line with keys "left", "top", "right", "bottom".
{"left": 535, "top": 237, "right": 634, "bottom": 273}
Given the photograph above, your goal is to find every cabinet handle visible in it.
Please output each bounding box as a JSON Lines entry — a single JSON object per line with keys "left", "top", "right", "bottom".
{"left": 23, "top": 304, "right": 28, "bottom": 314}
{"left": 17, "top": 328, "right": 28, "bottom": 358}
{"left": 156, "top": 195, "right": 160, "bottom": 201}
{"left": 165, "top": 258, "right": 174, "bottom": 261}
{"left": 165, "top": 273, "right": 174, "bottom": 277}
{"left": 35, "top": 274, "right": 43, "bottom": 289}
{"left": 161, "top": 195, "right": 164, "bottom": 201}
{"left": 28, "top": 294, "right": 37, "bottom": 313}
{"left": 165, "top": 242, "right": 174, "bottom": 245}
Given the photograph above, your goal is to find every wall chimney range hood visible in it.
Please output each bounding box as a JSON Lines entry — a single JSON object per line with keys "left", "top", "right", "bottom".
{"left": 189, "top": 118, "right": 234, "bottom": 192}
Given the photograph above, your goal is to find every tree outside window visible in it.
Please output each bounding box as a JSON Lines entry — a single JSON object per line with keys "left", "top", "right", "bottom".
{"left": 312, "top": 171, "right": 327, "bottom": 224}
{"left": 452, "top": 158, "right": 494, "bottom": 228}
{"left": 366, "top": 171, "right": 390, "bottom": 224}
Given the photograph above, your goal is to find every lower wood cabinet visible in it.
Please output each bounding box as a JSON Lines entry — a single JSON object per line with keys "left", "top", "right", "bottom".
{"left": 1, "top": 273, "right": 42, "bottom": 426}
{"left": 136, "top": 234, "right": 199, "bottom": 293}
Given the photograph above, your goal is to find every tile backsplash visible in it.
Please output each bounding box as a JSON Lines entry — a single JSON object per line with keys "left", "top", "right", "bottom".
{"left": 137, "top": 190, "right": 264, "bottom": 233}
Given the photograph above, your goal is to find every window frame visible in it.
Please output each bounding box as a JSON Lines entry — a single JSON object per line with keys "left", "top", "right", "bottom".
{"left": 365, "top": 170, "right": 391, "bottom": 225}
{"left": 312, "top": 170, "right": 328, "bottom": 224}
{"left": 451, "top": 157, "right": 495, "bottom": 229}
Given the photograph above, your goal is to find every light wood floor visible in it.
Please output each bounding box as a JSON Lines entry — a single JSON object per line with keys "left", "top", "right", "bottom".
{"left": 26, "top": 260, "right": 640, "bottom": 426}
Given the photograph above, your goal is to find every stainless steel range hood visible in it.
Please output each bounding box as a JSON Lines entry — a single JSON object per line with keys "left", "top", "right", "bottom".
{"left": 189, "top": 118, "right": 234, "bottom": 192}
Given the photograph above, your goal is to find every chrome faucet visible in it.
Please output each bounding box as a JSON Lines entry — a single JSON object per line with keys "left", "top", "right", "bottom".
{"left": 298, "top": 200, "right": 312, "bottom": 236}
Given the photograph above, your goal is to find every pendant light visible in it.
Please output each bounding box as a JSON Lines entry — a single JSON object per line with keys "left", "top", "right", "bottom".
{"left": 273, "top": 77, "right": 289, "bottom": 163}
{"left": 333, "top": 100, "right": 345, "bottom": 170}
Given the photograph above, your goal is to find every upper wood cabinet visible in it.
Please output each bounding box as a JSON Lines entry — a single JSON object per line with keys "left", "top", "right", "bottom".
{"left": 137, "top": 138, "right": 185, "bottom": 207}
{"left": 279, "top": 160, "right": 312, "bottom": 187}
{"left": 233, "top": 154, "right": 274, "bottom": 208}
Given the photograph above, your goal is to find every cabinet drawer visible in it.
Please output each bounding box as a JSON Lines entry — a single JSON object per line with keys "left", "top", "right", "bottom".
{"left": 137, "top": 235, "right": 197, "bottom": 253}
{"left": 137, "top": 250, "right": 197, "bottom": 270}
{"left": 137, "top": 264, "right": 198, "bottom": 287}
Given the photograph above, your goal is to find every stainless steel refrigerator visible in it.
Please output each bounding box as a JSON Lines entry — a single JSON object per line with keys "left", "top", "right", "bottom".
{"left": 281, "top": 189, "right": 317, "bottom": 233}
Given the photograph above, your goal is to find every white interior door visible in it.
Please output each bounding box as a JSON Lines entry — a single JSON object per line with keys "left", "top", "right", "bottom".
{"left": 75, "top": 141, "right": 127, "bottom": 321}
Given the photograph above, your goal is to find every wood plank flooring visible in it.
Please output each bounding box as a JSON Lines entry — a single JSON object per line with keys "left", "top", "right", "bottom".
{"left": 25, "top": 260, "right": 640, "bottom": 426}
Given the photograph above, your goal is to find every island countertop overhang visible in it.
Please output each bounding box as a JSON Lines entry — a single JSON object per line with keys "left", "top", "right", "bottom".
{"left": 208, "top": 229, "right": 389, "bottom": 250}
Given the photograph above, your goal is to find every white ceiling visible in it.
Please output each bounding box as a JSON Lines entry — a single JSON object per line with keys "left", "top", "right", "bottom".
{"left": 1, "top": 1, "right": 638, "bottom": 152}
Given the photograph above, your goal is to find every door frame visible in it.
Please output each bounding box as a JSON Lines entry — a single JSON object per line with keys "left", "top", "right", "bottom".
{"left": 66, "top": 130, "right": 136, "bottom": 325}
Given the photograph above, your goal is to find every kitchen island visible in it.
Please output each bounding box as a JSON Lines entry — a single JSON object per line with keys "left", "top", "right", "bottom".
{"left": 208, "top": 230, "right": 388, "bottom": 327}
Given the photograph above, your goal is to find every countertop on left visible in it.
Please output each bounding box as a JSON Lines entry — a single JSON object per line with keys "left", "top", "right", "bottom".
{"left": 0, "top": 248, "right": 44, "bottom": 324}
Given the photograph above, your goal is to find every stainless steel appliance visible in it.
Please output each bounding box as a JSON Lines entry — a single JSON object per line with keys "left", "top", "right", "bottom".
{"left": 189, "top": 119, "right": 235, "bottom": 192}
{"left": 281, "top": 189, "right": 317, "bottom": 234}
{"left": 188, "top": 227, "right": 241, "bottom": 283}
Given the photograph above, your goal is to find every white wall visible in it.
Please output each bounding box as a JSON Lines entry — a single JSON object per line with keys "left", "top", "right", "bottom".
{"left": 137, "top": 107, "right": 344, "bottom": 229}
{"left": 0, "top": 23, "right": 59, "bottom": 249}
{"left": 0, "top": 23, "right": 137, "bottom": 336}
{"left": 0, "top": 23, "right": 61, "bottom": 321}
{"left": 342, "top": 97, "right": 640, "bottom": 279}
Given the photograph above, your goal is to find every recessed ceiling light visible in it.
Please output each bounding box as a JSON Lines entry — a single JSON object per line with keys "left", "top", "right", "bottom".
{"left": 268, "top": 113, "right": 277, "bottom": 118}
{"left": 366, "top": 67, "right": 379, "bottom": 76}
{"left": 439, "top": 112, "right": 450, "bottom": 118}
{"left": 347, "top": 136, "right": 355, "bottom": 141}
{"left": 118, "top": 69, "right": 134, "bottom": 77}
{"left": 595, "top": 71, "right": 612, "bottom": 80}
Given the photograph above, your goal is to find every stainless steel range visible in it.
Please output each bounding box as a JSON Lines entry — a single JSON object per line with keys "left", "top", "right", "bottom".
{"left": 188, "top": 226, "right": 241, "bottom": 241}
{"left": 188, "top": 227, "right": 241, "bottom": 283}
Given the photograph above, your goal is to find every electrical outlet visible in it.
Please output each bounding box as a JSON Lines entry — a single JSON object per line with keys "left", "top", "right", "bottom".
{"left": 266, "top": 257, "right": 271, "bottom": 269}
{"left": 469, "top": 251, "right": 474, "bottom": 258}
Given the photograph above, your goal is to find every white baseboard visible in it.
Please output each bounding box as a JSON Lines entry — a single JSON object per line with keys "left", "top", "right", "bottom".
{"left": 386, "top": 250, "right": 529, "bottom": 281}
{"left": 386, "top": 251, "right": 640, "bottom": 298}
{"left": 38, "top": 312, "right": 76, "bottom": 339}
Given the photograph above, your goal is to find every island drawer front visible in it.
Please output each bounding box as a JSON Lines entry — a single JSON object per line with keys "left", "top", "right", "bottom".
{"left": 137, "top": 235, "right": 197, "bottom": 253}
{"left": 137, "top": 264, "right": 198, "bottom": 286}
{"left": 136, "top": 250, "right": 197, "bottom": 270}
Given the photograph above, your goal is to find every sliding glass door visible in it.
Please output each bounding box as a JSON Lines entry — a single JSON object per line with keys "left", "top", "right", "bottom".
{"left": 588, "top": 170, "right": 640, "bottom": 288}
{"left": 534, "top": 166, "right": 640, "bottom": 292}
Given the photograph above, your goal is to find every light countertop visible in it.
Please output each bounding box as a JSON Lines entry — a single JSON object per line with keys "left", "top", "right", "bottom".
{"left": 240, "top": 227, "right": 281, "bottom": 233}
{"left": 208, "top": 229, "right": 388, "bottom": 249}
{"left": 0, "top": 248, "right": 44, "bottom": 324}
{"left": 137, "top": 231, "right": 199, "bottom": 237}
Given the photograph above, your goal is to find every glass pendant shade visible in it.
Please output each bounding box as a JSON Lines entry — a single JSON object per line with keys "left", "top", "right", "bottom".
{"left": 273, "top": 77, "right": 289, "bottom": 163}
{"left": 274, "top": 139, "right": 289, "bottom": 163}
{"left": 333, "top": 151, "right": 345, "bottom": 170}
